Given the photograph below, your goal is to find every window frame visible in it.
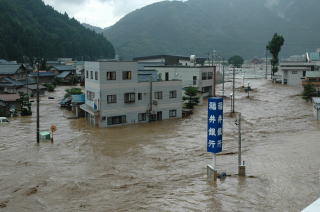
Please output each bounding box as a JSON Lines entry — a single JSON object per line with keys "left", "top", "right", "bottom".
{"left": 138, "top": 113, "right": 147, "bottom": 122}
{"left": 124, "top": 92, "right": 135, "bottom": 103}
{"left": 107, "top": 72, "right": 116, "bottom": 80}
{"left": 169, "top": 90, "right": 177, "bottom": 99}
{"left": 154, "top": 91, "right": 163, "bottom": 100}
{"left": 107, "top": 94, "right": 117, "bottom": 104}
{"left": 122, "top": 71, "right": 132, "bottom": 80}
{"left": 169, "top": 109, "right": 177, "bottom": 118}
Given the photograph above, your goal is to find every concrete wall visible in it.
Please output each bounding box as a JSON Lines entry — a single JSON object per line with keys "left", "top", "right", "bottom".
{"left": 84, "top": 61, "right": 182, "bottom": 128}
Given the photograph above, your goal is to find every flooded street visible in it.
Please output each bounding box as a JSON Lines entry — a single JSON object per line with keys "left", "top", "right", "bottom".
{"left": 1, "top": 79, "right": 320, "bottom": 212}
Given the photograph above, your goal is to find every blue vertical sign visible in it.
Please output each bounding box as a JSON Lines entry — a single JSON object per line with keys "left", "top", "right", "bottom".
{"left": 207, "top": 97, "right": 223, "bottom": 153}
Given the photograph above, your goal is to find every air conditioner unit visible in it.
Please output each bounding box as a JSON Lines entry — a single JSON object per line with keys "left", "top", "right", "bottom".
{"left": 152, "top": 100, "right": 158, "bottom": 105}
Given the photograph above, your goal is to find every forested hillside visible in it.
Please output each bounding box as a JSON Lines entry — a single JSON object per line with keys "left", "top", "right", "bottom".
{"left": 0, "top": 0, "right": 115, "bottom": 61}
{"left": 105, "top": 0, "right": 320, "bottom": 59}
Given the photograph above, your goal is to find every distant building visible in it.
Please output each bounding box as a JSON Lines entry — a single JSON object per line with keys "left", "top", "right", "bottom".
{"left": 279, "top": 61, "right": 320, "bottom": 86}
{"left": 312, "top": 97, "right": 320, "bottom": 120}
{"left": 80, "top": 61, "right": 182, "bottom": 127}
{"left": 0, "top": 64, "right": 28, "bottom": 81}
{"left": 0, "top": 94, "right": 21, "bottom": 116}
{"left": 133, "top": 55, "right": 207, "bottom": 66}
{"left": 302, "top": 71, "right": 320, "bottom": 88}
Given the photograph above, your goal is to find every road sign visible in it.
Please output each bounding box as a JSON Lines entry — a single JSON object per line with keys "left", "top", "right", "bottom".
{"left": 207, "top": 97, "right": 223, "bottom": 153}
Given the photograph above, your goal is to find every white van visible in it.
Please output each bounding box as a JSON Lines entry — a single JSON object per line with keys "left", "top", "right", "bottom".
{"left": 0, "top": 117, "right": 9, "bottom": 123}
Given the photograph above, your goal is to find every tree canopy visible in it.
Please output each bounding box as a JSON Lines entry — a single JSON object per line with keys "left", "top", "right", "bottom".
{"left": 267, "top": 33, "right": 285, "bottom": 75}
{"left": 228, "top": 55, "right": 244, "bottom": 68}
{"left": 0, "top": 0, "right": 115, "bottom": 62}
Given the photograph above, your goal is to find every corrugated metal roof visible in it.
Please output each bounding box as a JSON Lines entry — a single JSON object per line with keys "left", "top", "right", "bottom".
{"left": 306, "top": 71, "right": 320, "bottom": 78}
{"left": 29, "top": 72, "right": 56, "bottom": 77}
{"left": 52, "top": 65, "right": 75, "bottom": 71}
{"left": 56, "top": 71, "right": 71, "bottom": 78}
{"left": 0, "top": 64, "right": 21, "bottom": 75}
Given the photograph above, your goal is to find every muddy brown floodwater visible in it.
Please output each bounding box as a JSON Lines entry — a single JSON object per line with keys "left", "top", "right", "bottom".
{"left": 0, "top": 79, "right": 320, "bottom": 212}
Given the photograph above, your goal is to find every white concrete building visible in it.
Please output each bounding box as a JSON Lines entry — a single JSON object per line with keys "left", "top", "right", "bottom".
{"left": 81, "top": 61, "right": 182, "bottom": 127}
{"left": 279, "top": 61, "right": 320, "bottom": 86}
{"left": 142, "top": 65, "right": 217, "bottom": 97}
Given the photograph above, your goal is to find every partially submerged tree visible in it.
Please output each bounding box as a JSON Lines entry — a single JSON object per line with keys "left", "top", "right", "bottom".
{"left": 64, "top": 88, "right": 83, "bottom": 98}
{"left": 183, "top": 87, "right": 199, "bottom": 109}
{"left": 302, "top": 84, "right": 316, "bottom": 102}
{"left": 228, "top": 55, "right": 244, "bottom": 68}
{"left": 266, "top": 33, "right": 285, "bottom": 78}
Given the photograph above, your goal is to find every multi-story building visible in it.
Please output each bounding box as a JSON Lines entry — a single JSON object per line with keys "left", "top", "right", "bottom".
{"left": 134, "top": 55, "right": 217, "bottom": 98}
{"left": 80, "top": 61, "right": 182, "bottom": 127}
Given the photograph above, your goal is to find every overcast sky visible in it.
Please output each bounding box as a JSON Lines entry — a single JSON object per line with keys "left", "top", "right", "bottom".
{"left": 43, "top": 0, "right": 182, "bottom": 28}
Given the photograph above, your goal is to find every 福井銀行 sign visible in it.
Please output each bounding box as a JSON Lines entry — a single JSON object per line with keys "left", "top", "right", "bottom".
{"left": 207, "top": 97, "right": 223, "bottom": 153}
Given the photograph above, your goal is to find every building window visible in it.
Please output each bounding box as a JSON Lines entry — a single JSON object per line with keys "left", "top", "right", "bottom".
{"left": 208, "top": 72, "right": 213, "bottom": 79}
{"left": 122, "top": 71, "right": 132, "bottom": 80}
{"left": 169, "top": 110, "right": 177, "bottom": 118}
{"left": 107, "top": 95, "right": 117, "bottom": 104}
{"left": 95, "top": 72, "right": 98, "bottom": 80}
{"left": 169, "top": 90, "right": 177, "bottom": 98}
{"left": 138, "top": 93, "right": 142, "bottom": 100}
{"left": 107, "top": 72, "right": 116, "bottom": 80}
{"left": 90, "top": 71, "right": 93, "bottom": 79}
{"left": 124, "top": 93, "right": 135, "bottom": 103}
{"left": 202, "top": 72, "right": 207, "bottom": 80}
{"left": 107, "top": 115, "right": 126, "bottom": 125}
{"left": 154, "top": 91, "right": 163, "bottom": 99}
{"left": 102, "top": 116, "right": 106, "bottom": 121}
{"left": 193, "top": 76, "right": 197, "bottom": 85}
{"left": 165, "top": 72, "right": 169, "bottom": 81}
{"left": 86, "top": 91, "right": 95, "bottom": 101}
{"left": 292, "top": 71, "right": 297, "bottom": 74}
{"left": 86, "top": 70, "right": 88, "bottom": 78}
{"left": 138, "top": 113, "right": 147, "bottom": 122}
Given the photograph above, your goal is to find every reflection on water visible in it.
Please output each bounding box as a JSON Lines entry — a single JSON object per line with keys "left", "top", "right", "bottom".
{"left": 0, "top": 80, "right": 320, "bottom": 211}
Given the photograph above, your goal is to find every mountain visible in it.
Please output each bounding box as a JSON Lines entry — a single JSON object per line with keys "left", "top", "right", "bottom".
{"left": 105, "top": 0, "right": 320, "bottom": 59}
{"left": 0, "top": 0, "right": 115, "bottom": 61}
{"left": 82, "top": 23, "right": 104, "bottom": 34}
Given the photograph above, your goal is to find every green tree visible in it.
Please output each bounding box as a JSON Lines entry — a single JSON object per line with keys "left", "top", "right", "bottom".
{"left": 18, "top": 92, "right": 32, "bottom": 116}
{"left": 228, "top": 55, "right": 244, "bottom": 68}
{"left": 302, "top": 84, "right": 316, "bottom": 102}
{"left": 64, "top": 88, "right": 83, "bottom": 98}
{"left": 266, "top": 33, "right": 285, "bottom": 78}
{"left": 183, "top": 87, "right": 199, "bottom": 109}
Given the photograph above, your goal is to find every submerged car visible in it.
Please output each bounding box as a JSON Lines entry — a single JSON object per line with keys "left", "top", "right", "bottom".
{"left": 0, "top": 117, "right": 9, "bottom": 123}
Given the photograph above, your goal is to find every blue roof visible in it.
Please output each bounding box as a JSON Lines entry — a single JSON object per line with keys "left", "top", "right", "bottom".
{"left": 57, "top": 71, "right": 71, "bottom": 78}
{"left": 2, "top": 77, "right": 24, "bottom": 86}
{"left": 29, "top": 72, "right": 56, "bottom": 77}
{"left": 52, "top": 65, "right": 75, "bottom": 71}
{"left": 0, "top": 64, "right": 21, "bottom": 75}
{"left": 71, "top": 94, "right": 85, "bottom": 103}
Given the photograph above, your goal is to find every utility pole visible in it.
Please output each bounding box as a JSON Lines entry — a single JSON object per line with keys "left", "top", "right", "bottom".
{"left": 213, "top": 66, "right": 216, "bottom": 97}
{"left": 222, "top": 60, "right": 225, "bottom": 97}
{"left": 235, "top": 113, "right": 245, "bottom": 176}
{"left": 265, "top": 48, "right": 268, "bottom": 79}
{"left": 149, "top": 76, "right": 153, "bottom": 122}
{"left": 237, "top": 113, "right": 241, "bottom": 167}
{"left": 36, "top": 61, "right": 40, "bottom": 144}
{"left": 232, "top": 67, "right": 235, "bottom": 113}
